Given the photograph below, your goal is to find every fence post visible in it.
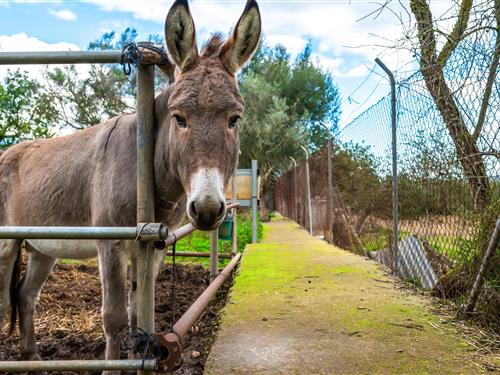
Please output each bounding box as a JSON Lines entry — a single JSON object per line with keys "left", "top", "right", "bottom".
{"left": 251, "top": 160, "right": 258, "bottom": 243}
{"left": 322, "top": 124, "right": 334, "bottom": 243}
{"left": 135, "top": 59, "right": 156, "bottom": 375}
{"left": 289, "top": 157, "right": 298, "bottom": 222}
{"left": 231, "top": 175, "right": 238, "bottom": 257}
{"left": 301, "top": 146, "right": 313, "bottom": 235}
{"left": 375, "top": 58, "right": 398, "bottom": 274}
{"left": 465, "top": 219, "right": 500, "bottom": 314}
{"left": 210, "top": 230, "right": 219, "bottom": 282}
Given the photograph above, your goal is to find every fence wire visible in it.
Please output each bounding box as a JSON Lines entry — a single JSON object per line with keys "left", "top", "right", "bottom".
{"left": 274, "top": 24, "right": 499, "bottom": 323}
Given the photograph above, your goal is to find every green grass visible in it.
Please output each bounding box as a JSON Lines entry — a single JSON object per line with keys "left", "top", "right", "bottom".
{"left": 168, "top": 213, "right": 263, "bottom": 267}
{"left": 359, "top": 227, "right": 390, "bottom": 251}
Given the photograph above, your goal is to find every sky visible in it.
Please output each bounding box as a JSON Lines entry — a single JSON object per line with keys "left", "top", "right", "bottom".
{"left": 0, "top": 0, "right": 454, "bottom": 128}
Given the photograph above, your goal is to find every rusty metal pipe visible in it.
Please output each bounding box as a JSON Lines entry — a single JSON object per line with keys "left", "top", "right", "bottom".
{"left": 154, "top": 252, "right": 241, "bottom": 371}
{"left": 174, "top": 252, "right": 241, "bottom": 337}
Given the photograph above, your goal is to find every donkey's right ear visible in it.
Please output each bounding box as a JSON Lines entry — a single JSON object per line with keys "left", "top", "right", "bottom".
{"left": 165, "top": 0, "right": 198, "bottom": 72}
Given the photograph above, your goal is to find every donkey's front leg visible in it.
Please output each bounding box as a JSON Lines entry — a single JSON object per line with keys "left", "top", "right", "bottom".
{"left": 97, "top": 240, "right": 128, "bottom": 374}
{"left": 17, "top": 248, "right": 56, "bottom": 360}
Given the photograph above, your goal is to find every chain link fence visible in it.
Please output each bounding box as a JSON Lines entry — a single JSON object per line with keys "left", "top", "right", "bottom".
{"left": 274, "top": 27, "right": 499, "bottom": 324}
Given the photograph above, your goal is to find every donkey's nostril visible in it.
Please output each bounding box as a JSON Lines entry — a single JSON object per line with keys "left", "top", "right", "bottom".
{"left": 189, "top": 201, "right": 197, "bottom": 218}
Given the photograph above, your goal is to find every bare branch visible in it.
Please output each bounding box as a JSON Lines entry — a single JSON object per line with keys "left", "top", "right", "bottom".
{"left": 473, "top": 0, "right": 500, "bottom": 141}
{"left": 437, "top": 0, "right": 473, "bottom": 66}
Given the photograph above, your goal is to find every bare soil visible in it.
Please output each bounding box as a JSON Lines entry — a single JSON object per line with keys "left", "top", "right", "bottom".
{"left": 1, "top": 262, "right": 233, "bottom": 374}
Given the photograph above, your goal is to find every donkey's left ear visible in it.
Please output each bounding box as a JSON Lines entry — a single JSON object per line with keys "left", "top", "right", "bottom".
{"left": 220, "top": 0, "right": 262, "bottom": 75}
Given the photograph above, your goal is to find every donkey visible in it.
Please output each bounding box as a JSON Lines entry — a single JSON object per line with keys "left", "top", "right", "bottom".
{"left": 0, "top": 0, "right": 261, "bottom": 371}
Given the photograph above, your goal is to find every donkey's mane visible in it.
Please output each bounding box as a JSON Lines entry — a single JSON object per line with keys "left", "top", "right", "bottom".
{"left": 201, "top": 33, "right": 225, "bottom": 57}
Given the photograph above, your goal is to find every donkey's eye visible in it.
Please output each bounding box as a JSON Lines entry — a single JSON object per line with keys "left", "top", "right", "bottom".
{"left": 228, "top": 116, "right": 241, "bottom": 129}
{"left": 173, "top": 114, "right": 187, "bottom": 128}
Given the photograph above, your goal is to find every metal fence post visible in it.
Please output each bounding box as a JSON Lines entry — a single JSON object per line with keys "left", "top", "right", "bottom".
{"left": 301, "top": 146, "right": 313, "bottom": 235}
{"left": 231, "top": 175, "right": 238, "bottom": 256}
{"left": 322, "top": 124, "right": 334, "bottom": 243}
{"left": 136, "top": 60, "right": 156, "bottom": 375}
{"left": 210, "top": 230, "right": 219, "bottom": 282}
{"left": 375, "top": 58, "right": 398, "bottom": 274}
{"left": 251, "top": 160, "right": 258, "bottom": 243}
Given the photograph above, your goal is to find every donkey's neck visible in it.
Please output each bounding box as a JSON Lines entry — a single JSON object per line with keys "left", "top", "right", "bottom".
{"left": 153, "top": 87, "right": 185, "bottom": 206}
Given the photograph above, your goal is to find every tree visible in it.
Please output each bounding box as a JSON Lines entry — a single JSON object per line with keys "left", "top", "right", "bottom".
{"left": 0, "top": 70, "right": 58, "bottom": 148}
{"left": 43, "top": 28, "right": 169, "bottom": 131}
{"left": 396, "top": 0, "right": 500, "bottom": 299}
{"left": 332, "top": 142, "right": 391, "bottom": 234}
{"left": 44, "top": 64, "right": 131, "bottom": 130}
{"left": 408, "top": 0, "right": 499, "bottom": 211}
{"left": 238, "top": 40, "right": 342, "bottom": 220}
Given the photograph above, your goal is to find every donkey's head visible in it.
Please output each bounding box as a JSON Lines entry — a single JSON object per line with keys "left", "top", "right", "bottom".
{"left": 163, "top": 0, "right": 261, "bottom": 230}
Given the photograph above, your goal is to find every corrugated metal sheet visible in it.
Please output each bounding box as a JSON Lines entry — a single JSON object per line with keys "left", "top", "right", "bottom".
{"left": 369, "top": 236, "right": 438, "bottom": 289}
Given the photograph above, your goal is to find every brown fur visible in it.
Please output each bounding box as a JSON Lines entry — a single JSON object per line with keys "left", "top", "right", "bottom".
{"left": 1, "top": 0, "right": 261, "bottom": 366}
{"left": 8, "top": 245, "right": 20, "bottom": 336}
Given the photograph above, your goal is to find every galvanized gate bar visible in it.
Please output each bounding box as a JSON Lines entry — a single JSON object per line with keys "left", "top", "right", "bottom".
{"left": 0, "top": 359, "right": 157, "bottom": 372}
{"left": 0, "top": 47, "right": 167, "bottom": 65}
{"left": 0, "top": 224, "right": 167, "bottom": 240}
{"left": 0, "top": 203, "right": 239, "bottom": 241}
{"left": 136, "top": 61, "right": 156, "bottom": 375}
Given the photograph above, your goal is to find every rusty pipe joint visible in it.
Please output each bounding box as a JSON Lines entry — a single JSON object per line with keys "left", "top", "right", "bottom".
{"left": 151, "top": 332, "right": 183, "bottom": 372}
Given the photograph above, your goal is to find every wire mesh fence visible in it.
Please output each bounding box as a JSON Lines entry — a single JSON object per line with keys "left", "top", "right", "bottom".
{"left": 274, "top": 24, "right": 499, "bottom": 322}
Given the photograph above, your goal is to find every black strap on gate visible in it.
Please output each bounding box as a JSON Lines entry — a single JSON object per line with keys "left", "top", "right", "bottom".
{"left": 121, "top": 41, "right": 170, "bottom": 76}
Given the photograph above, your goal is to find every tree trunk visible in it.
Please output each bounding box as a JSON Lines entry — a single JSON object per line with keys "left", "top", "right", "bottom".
{"left": 260, "top": 184, "right": 271, "bottom": 222}
{"left": 411, "top": 0, "right": 492, "bottom": 211}
{"left": 419, "top": 68, "right": 491, "bottom": 211}
{"left": 354, "top": 210, "right": 369, "bottom": 236}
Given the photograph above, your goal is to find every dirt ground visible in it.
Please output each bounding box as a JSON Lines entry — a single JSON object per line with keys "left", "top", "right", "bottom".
{"left": 1, "top": 261, "right": 233, "bottom": 375}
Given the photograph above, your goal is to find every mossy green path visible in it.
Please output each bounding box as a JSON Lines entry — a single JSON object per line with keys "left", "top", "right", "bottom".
{"left": 205, "top": 217, "right": 488, "bottom": 374}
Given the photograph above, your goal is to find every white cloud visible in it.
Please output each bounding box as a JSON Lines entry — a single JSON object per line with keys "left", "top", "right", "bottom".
{"left": 86, "top": 1, "right": 419, "bottom": 71}
{"left": 265, "top": 35, "right": 307, "bottom": 56}
{"left": 100, "top": 19, "right": 129, "bottom": 33}
{"left": 0, "top": 33, "right": 81, "bottom": 80}
{"left": 49, "top": 9, "right": 77, "bottom": 21}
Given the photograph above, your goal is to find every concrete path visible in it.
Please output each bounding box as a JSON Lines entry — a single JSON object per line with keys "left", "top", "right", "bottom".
{"left": 205, "top": 217, "right": 495, "bottom": 374}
